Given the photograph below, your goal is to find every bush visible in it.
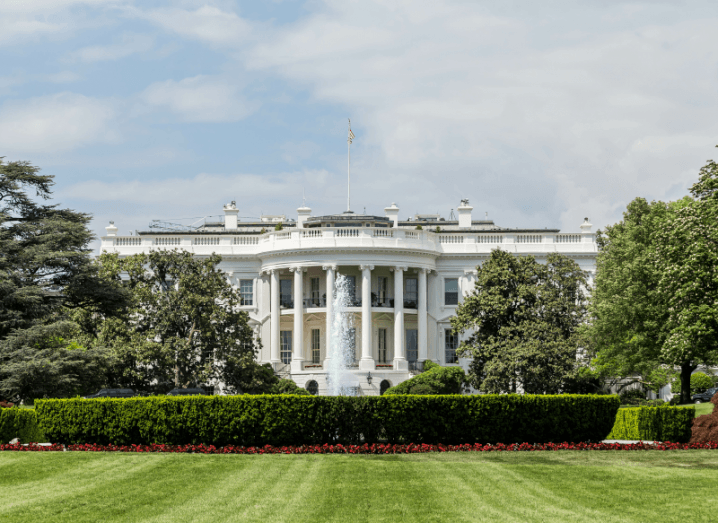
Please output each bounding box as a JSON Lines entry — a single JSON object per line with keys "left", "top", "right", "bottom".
{"left": 619, "top": 388, "right": 646, "bottom": 406}
{"left": 35, "top": 394, "right": 619, "bottom": 446}
{"left": 0, "top": 408, "right": 47, "bottom": 443}
{"left": 607, "top": 406, "right": 694, "bottom": 442}
{"left": 383, "top": 364, "right": 464, "bottom": 395}
{"left": 271, "top": 379, "right": 310, "bottom": 395}
{"left": 672, "top": 372, "right": 714, "bottom": 395}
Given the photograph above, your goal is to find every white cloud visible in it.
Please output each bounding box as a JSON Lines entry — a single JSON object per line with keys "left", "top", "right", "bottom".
{"left": 138, "top": 5, "right": 253, "bottom": 47}
{"left": 238, "top": 0, "right": 718, "bottom": 231}
{"left": 141, "top": 75, "right": 257, "bottom": 122}
{"left": 72, "top": 33, "right": 153, "bottom": 62}
{"left": 0, "top": 92, "right": 118, "bottom": 154}
{"left": 47, "top": 71, "right": 82, "bottom": 83}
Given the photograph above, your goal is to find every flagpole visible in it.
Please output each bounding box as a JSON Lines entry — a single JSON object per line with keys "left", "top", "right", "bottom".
{"left": 347, "top": 119, "right": 351, "bottom": 212}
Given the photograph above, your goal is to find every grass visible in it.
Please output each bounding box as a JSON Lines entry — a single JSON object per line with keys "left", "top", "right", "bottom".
{"left": 692, "top": 402, "right": 714, "bottom": 417}
{"left": 2, "top": 451, "right": 718, "bottom": 523}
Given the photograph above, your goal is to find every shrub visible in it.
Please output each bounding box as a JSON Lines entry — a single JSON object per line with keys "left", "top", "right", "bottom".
{"left": 383, "top": 365, "right": 464, "bottom": 395}
{"left": 672, "top": 372, "right": 714, "bottom": 395}
{"left": 607, "top": 406, "right": 694, "bottom": 442}
{"left": 35, "top": 394, "right": 619, "bottom": 446}
{"left": 271, "top": 379, "right": 310, "bottom": 395}
{"left": 0, "top": 408, "right": 47, "bottom": 443}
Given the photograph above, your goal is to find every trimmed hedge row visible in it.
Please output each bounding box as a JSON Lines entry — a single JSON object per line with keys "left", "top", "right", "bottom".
{"left": 607, "top": 406, "right": 694, "bottom": 443}
{"left": 36, "top": 394, "right": 619, "bottom": 446}
{"left": 0, "top": 409, "right": 47, "bottom": 444}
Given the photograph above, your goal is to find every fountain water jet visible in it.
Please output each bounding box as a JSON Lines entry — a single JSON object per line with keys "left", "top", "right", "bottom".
{"left": 325, "top": 274, "right": 359, "bottom": 395}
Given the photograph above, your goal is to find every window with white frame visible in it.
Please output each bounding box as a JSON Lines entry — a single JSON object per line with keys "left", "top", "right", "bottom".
{"left": 280, "top": 331, "right": 292, "bottom": 364}
{"left": 348, "top": 327, "right": 356, "bottom": 363}
{"left": 444, "top": 278, "right": 459, "bottom": 306}
{"left": 311, "top": 329, "right": 320, "bottom": 364}
{"left": 377, "top": 328, "right": 387, "bottom": 363}
{"left": 404, "top": 277, "right": 418, "bottom": 308}
{"left": 376, "top": 277, "right": 388, "bottom": 306}
{"left": 310, "top": 277, "right": 321, "bottom": 307}
{"left": 280, "top": 280, "right": 293, "bottom": 308}
{"left": 444, "top": 330, "right": 458, "bottom": 364}
{"left": 406, "top": 329, "right": 418, "bottom": 364}
{"left": 239, "top": 279, "right": 253, "bottom": 306}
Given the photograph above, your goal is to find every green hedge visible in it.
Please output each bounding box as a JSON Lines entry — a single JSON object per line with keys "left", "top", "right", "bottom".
{"left": 607, "top": 406, "right": 694, "bottom": 442}
{"left": 36, "top": 394, "right": 619, "bottom": 446}
{"left": 0, "top": 409, "right": 47, "bottom": 444}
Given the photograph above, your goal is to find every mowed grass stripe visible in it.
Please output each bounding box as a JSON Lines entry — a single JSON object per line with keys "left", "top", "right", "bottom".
{"left": 2, "top": 452, "right": 718, "bottom": 522}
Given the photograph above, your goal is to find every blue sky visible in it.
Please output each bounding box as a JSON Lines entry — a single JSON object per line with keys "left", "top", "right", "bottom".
{"left": 2, "top": 0, "right": 717, "bottom": 242}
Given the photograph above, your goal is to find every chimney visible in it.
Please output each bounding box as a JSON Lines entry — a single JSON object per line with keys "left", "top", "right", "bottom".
{"left": 105, "top": 221, "right": 118, "bottom": 237}
{"left": 297, "top": 205, "right": 312, "bottom": 229}
{"left": 580, "top": 217, "right": 593, "bottom": 242}
{"left": 384, "top": 202, "right": 400, "bottom": 228}
{"left": 457, "top": 199, "right": 473, "bottom": 228}
{"left": 224, "top": 201, "right": 239, "bottom": 229}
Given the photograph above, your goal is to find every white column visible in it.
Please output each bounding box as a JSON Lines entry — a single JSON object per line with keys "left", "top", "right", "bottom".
{"left": 359, "top": 264, "right": 375, "bottom": 370}
{"left": 393, "top": 266, "right": 408, "bottom": 370}
{"left": 269, "top": 270, "right": 280, "bottom": 366}
{"left": 291, "top": 267, "right": 304, "bottom": 372}
{"left": 418, "top": 268, "right": 428, "bottom": 363}
{"left": 323, "top": 265, "right": 335, "bottom": 368}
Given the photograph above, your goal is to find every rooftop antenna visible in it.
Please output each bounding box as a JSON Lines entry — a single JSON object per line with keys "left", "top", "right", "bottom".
{"left": 347, "top": 119, "right": 355, "bottom": 212}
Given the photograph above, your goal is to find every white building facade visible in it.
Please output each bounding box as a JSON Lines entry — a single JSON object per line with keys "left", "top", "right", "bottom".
{"left": 101, "top": 200, "right": 597, "bottom": 396}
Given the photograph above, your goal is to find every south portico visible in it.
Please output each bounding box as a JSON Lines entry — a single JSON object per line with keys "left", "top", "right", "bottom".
{"left": 260, "top": 259, "right": 434, "bottom": 392}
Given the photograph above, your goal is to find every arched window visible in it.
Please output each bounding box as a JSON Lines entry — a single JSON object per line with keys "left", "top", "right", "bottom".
{"left": 306, "top": 380, "right": 319, "bottom": 396}
{"left": 380, "top": 380, "right": 392, "bottom": 395}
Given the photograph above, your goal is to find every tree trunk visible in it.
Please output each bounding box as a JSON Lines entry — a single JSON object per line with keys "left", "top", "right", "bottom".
{"left": 680, "top": 362, "right": 697, "bottom": 404}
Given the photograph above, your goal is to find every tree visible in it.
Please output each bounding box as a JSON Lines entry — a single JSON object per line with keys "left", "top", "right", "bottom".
{"left": 451, "top": 250, "right": 589, "bottom": 394}
{"left": 589, "top": 158, "right": 718, "bottom": 404}
{"left": 654, "top": 159, "right": 718, "bottom": 403}
{"left": 91, "top": 250, "right": 259, "bottom": 392}
{"left": 383, "top": 362, "right": 465, "bottom": 395}
{"left": 0, "top": 160, "right": 127, "bottom": 402}
{"left": 586, "top": 197, "right": 674, "bottom": 394}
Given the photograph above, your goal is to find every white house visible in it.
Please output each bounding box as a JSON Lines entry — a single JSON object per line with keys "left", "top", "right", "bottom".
{"left": 101, "top": 200, "right": 597, "bottom": 396}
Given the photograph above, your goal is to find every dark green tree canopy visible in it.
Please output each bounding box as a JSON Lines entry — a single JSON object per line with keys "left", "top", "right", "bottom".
{"left": 0, "top": 159, "right": 127, "bottom": 403}
{"left": 451, "top": 250, "right": 589, "bottom": 394}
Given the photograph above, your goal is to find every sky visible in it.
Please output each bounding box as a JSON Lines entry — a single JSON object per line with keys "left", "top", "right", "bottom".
{"left": 2, "top": 0, "right": 717, "bottom": 243}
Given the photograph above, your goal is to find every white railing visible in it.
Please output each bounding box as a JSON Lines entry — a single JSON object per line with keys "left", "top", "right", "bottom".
{"left": 336, "top": 228, "right": 360, "bottom": 237}
{"left": 516, "top": 235, "right": 542, "bottom": 244}
{"left": 302, "top": 230, "right": 322, "bottom": 238}
{"left": 276, "top": 232, "right": 291, "bottom": 240}
{"left": 193, "top": 237, "right": 220, "bottom": 246}
{"left": 439, "top": 235, "right": 464, "bottom": 244}
{"left": 115, "top": 237, "right": 141, "bottom": 246}
{"left": 555, "top": 234, "right": 581, "bottom": 243}
{"left": 155, "top": 238, "right": 180, "bottom": 246}
{"left": 476, "top": 235, "right": 503, "bottom": 243}
{"left": 233, "top": 236, "right": 259, "bottom": 245}
{"left": 373, "top": 229, "right": 393, "bottom": 238}
{"left": 405, "top": 231, "right": 419, "bottom": 239}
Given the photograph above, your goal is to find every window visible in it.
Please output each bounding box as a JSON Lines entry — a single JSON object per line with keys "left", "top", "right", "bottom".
{"left": 348, "top": 327, "right": 356, "bottom": 363}
{"left": 346, "top": 275, "right": 357, "bottom": 304}
{"left": 310, "top": 277, "right": 321, "bottom": 307}
{"left": 280, "top": 331, "right": 292, "bottom": 364}
{"left": 406, "top": 329, "right": 418, "bottom": 364}
{"left": 404, "top": 278, "right": 417, "bottom": 308}
{"left": 444, "top": 278, "right": 459, "bottom": 305}
{"left": 378, "top": 328, "right": 387, "bottom": 363}
{"left": 239, "top": 279, "right": 253, "bottom": 306}
{"left": 445, "top": 330, "right": 458, "bottom": 364}
{"left": 306, "top": 380, "right": 318, "bottom": 396}
{"left": 280, "top": 279, "right": 293, "bottom": 308}
{"left": 376, "top": 277, "right": 388, "bottom": 306}
{"left": 311, "top": 329, "right": 321, "bottom": 364}
{"left": 380, "top": 380, "right": 392, "bottom": 395}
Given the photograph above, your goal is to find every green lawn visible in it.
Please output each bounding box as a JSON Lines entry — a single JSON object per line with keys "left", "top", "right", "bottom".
{"left": 693, "top": 402, "right": 714, "bottom": 417}
{"left": 2, "top": 451, "right": 717, "bottom": 523}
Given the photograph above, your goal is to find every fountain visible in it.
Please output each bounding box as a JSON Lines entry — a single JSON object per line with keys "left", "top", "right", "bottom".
{"left": 325, "top": 274, "right": 360, "bottom": 395}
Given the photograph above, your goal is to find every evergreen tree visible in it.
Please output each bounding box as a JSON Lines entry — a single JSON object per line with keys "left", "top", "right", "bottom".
{"left": 0, "top": 160, "right": 127, "bottom": 402}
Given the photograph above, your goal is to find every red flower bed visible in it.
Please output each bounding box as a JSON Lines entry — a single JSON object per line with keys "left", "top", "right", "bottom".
{"left": 2, "top": 441, "right": 718, "bottom": 454}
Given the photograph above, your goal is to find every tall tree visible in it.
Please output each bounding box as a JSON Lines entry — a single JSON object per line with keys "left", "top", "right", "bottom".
{"left": 451, "top": 250, "right": 589, "bottom": 394}
{"left": 0, "top": 160, "right": 127, "bottom": 402}
{"left": 589, "top": 158, "right": 718, "bottom": 403}
{"left": 92, "top": 250, "right": 259, "bottom": 391}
